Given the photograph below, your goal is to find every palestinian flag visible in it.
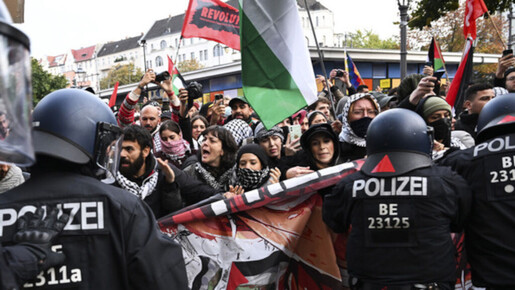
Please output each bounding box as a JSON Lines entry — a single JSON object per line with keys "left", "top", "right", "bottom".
{"left": 427, "top": 37, "right": 446, "bottom": 76}
{"left": 446, "top": 37, "right": 474, "bottom": 116}
{"left": 168, "top": 55, "right": 186, "bottom": 96}
{"left": 240, "top": 0, "right": 318, "bottom": 129}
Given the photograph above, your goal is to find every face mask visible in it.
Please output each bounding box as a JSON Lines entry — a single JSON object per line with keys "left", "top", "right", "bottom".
{"left": 237, "top": 167, "right": 269, "bottom": 191}
{"left": 350, "top": 117, "right": 373, "bottom": 138}
{"left": 161, "top": 139, "right": 189, "bottom": 156}
{"left": 428, "top": 118, "right": 451, "bottom": 147}
{"left": 224, "top": 106, "right": 232, "bottom": 118}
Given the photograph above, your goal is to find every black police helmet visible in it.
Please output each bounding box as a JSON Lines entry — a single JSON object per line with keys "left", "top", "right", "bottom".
{"left": 476, "top": 94, "right": 515, "bottom": 143}
{"left": 362, "top": 109, "right": 432, "bottom": 176}
{"left": 32, "top": 89, "right": 117, "bottom": 164}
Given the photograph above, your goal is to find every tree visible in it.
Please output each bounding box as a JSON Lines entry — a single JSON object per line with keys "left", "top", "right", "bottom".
{"left": 31, "top": 58, "right": 68, "bottom": 105}
{"left": 348, "top": 30, "right": 400, "bottom": 49}
{"left": 99, "top": 63, "right": 143, "bottom": 90}
{"left": 407, "top": 6, "right": 507, "bottom": 81}
{"left": 407, "top": 6, "right": 506, "bottom": 53}
{"left": 177, "top": 59, "right": 205, "bottom": 72}
{"left": 409, "top": 0, "right": 512, "bottom": 30}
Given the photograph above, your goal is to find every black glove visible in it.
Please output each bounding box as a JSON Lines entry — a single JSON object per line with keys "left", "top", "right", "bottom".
{"left": 13, "top": 207, "right": 69, "bottom": 271}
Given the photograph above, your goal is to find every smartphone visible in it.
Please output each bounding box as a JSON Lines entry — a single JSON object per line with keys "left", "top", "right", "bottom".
{"left": 502, "top": 49, "right": 513, "bottom": 58}
{"left": 288, "top": 124, "right": 302, "bottom": 143}
{"left": 214, "top": 94, "right": 223, "bottom": 101}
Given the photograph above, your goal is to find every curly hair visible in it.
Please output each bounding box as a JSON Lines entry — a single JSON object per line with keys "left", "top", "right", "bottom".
{"left": 201, "top": 125, "right": 238, "bottom": 172}
{"left": 122, "top": 125, "right": 152, "bottom": 150}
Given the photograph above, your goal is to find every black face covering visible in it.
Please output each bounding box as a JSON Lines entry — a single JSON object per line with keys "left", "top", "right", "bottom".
{"left": 428, "top": 118, "right": 451, "bottom": 147}
{"left": 350, "top": 117, "right": 373, "bottom": 138}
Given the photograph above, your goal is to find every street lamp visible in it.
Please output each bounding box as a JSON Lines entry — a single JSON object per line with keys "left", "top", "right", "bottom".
{"left": 398, "top": 0, "right": 410, "bottom": 80}
{"left": 140, "top": 39, "right": 147, "bottom": 71}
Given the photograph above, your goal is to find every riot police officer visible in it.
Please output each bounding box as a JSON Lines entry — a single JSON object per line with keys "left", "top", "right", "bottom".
{"left": 0, "top": 89, "right": 188, "bottom": 289}
{"left": 441, "top": 94, "right": 515, "bottom": 288}
{"left": 0, "top": 3, "right": 73, "bottom": 289}
{"left": 323, "top": 109, "right": 471, "bottom": 290}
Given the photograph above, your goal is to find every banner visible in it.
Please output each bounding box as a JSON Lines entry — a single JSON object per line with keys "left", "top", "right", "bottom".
{"left": 159, "top": 161, "right": 363, "bottom": 289}
{"left": 181, "top": 0, "right": 240, "bottom": 50}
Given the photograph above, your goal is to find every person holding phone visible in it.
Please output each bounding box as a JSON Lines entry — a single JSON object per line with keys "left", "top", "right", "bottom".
{"left": 493, "top": 49, "right": 515, "bottom": 92}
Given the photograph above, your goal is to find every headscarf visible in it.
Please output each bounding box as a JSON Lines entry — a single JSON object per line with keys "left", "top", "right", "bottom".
{"left": 339, "top": 93, "right": 380, "bottom": 147}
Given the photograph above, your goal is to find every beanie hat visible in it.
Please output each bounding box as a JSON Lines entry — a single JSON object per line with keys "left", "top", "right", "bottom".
{"left": 422, "top": 96, "right": 451, "bottom": 119}
{"left": 504, "top": 67, "right": 515, "bottom": 78}
{"left": 254, "top": 122, "right": 284, "bottom": 142}
{"left": 236, "top": 144, "right": 269, "bottom": 168}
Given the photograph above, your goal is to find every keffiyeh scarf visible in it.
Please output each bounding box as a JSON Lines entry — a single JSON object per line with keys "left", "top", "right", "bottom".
{"left": 236, "top": 167, "right": 270, "bottom": 191}
{"left": 195, "top": 162, "right": 234, "bottom": 190}
{"left": 115, "top": 170, "right": 158, "bottom": 200}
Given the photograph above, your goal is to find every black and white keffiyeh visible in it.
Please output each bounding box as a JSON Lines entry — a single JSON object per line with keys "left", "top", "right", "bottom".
{"left": 339, "top": 93, "right": 380, "bottom": 147}
{"left": 235, "top": 167, "right": 270, "bottom": 191}
{"left": 115, "top": 170, "right": 158, "bottom": 200}
{"left": 224, "top": 119, "right": 253, "bottom": 146}
{"left": 195, "top": 162, "right": 234, "bottom": 190}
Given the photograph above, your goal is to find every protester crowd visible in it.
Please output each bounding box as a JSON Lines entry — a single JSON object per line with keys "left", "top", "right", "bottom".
{"left": 2, "top": 3, "right": 515, "bottom": 286}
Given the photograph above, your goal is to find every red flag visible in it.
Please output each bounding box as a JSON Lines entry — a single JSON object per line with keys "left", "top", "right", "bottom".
{"left": 463, "top": 0, "right": 488, "bottom": 39}
{"left": 181, "top": 0, "right": 240, "bottom": 50}
{"left": 109, "top": 81, "right": 119, "bottom": 108}
{"left": 446, "top": 38, "right": 474, "bottom": 116}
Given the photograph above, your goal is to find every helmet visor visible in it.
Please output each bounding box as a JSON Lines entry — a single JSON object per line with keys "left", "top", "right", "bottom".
{"left": 0, "top": 33, "right": 34, "bottom": 166}
{"left": 95, "top": 122, "right": 123, "bottom": 183}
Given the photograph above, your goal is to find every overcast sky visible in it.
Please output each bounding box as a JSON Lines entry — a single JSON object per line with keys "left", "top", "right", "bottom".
{"left": 14, "top": 0, "right": 401, "bottom": 58}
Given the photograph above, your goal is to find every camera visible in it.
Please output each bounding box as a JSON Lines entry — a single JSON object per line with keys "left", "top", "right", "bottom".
{"left": 155, "top": 71, "right": 171, "bottom": 83}
{"left": 186, "top": 81, "right": 203, "bottom": 101}
{"left": 336, "top": 69, "right": 344, "bottom": 77}
{"left": 214, "top": 94, "right": 223, "bottom": 101}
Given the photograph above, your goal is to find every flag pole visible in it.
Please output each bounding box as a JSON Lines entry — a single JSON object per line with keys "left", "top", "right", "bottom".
{"left": 485, "top": 10, "right": 506, "bottom": 48}
{"left": 433, "top": 35, "right": 450, "bottom": 85}
{"left": 174, "top": 36, "right": 184, "bottom": 66}
{"left": 303, "top": 0, "right": 336, "bottom": 114}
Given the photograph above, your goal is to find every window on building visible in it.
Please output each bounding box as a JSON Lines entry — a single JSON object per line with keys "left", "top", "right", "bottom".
{"left": 182, "top": 53, "right": 186, "bottom": 61}
{"left": 175, "top": 38, "right": 178, "bottom": 47}
{"left": 178, "top": 55, "right": 182, "bottom": 62}
{"left": 191, "top": 52, "right": 195, "bottom": 60}
{"left": 199, "top": 50, "right": 203, "bottom": 61}
{"left": 160, "top": 40, "right": 167, "bottom": 49}
{"left": 204, "top": 49, "right": 208, "bottom": 60}
{"left": 190, "top": 38, "right": 194, "bottom": 45}
{"left": 147, "top": 60, "right": 152, "bottom": 68}
{"left": 156, "top": 56, "right": 163, "bottom": 67}
{"left": 316, "top": 16, "right": 319, "bottom": 27}
{"left": 213, "top": 45, "right": 224, "bottom": 57}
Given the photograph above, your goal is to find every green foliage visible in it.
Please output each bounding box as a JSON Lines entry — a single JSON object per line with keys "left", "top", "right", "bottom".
{"left": 177, "top": 59, "right": 205, "bottom": 73}
{"left": 348, "top": 30, "right": 400, "bottom": 49}
{"left": 31, "top": 58, "right": 68, "bottom": 105}
{"left": 410, "top": 0, "right": 513, "bottom": 30}
{"left": 99, "top": 63, "right": 143, "bottom": 90}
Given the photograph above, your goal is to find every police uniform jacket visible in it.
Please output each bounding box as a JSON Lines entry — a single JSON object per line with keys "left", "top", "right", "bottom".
{"left": 441, "top": 132, "right": 515, "bottom": 287}
{"left": 0, "top": 168, "right": 188, "bottom": 290}
{"left": 323, "top": 164, "right": 471, "bottom": 285}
